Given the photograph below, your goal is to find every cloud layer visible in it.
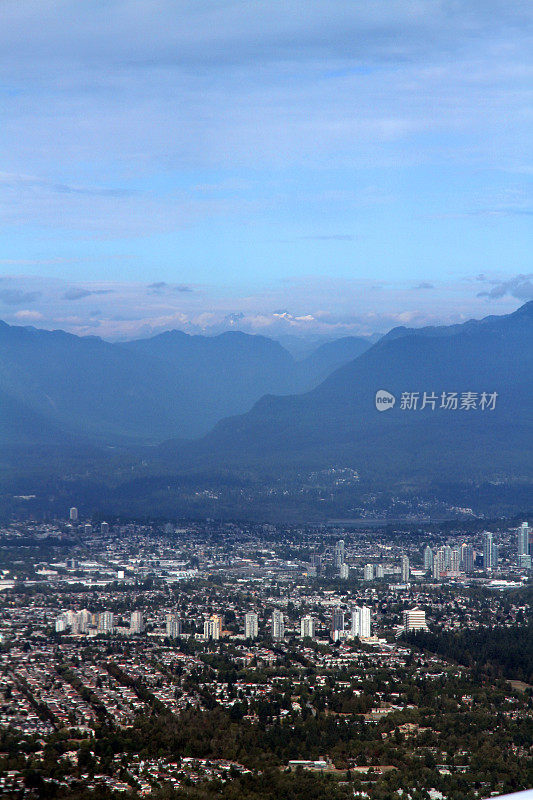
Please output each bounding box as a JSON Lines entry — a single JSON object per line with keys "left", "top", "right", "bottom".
{"left": 0, "top": 273, "right": 526, "bottom": 342}
{"left": 0, "top": 1, "right": 531, "bottom": 313}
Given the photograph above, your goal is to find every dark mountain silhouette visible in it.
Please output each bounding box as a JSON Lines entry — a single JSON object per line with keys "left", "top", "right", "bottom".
{"left": 158, "top": 302, "right": 533, "bottom": 485}
{"left": 0, "top": 321, "right": 373, "bottom": 445}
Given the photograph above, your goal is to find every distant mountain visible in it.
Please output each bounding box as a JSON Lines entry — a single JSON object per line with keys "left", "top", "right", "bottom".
{"left": 159, "top": 302, "right": 533, "bottom": 486}
{"left": 296, "top": 336, "right": 375, "bottom": 385}
{"left": 0, "top": 321, "right": 372, "bottom": 446}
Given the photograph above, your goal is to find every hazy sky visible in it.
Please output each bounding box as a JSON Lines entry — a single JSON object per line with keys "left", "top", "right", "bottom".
{"left": 0, "top": 0, "right": 532, "bottom": 340}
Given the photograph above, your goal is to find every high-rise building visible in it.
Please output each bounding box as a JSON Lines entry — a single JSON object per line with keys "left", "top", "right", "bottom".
{"left": 69, "top": 507, "right": 78, "bottom": 522}
{"left": 334, "top": 540, "right": 345, "bottom": 569}
{"left": 84, "top": 523, "right": 92, "bottom": 536}
{"left": 98, "top": 611, "right": 114, "bottom": 634}
{"left": 271, "top": 610, "right": 284, "bottom": 641}
{"left": 450, "top": 547, "right": 460, "bottom": 573}
{"left": 363, "top": 564, "right": 374, "bottom": 581}
{"left": 339, "top": 563, "right": 349, "bottom": 580}
{"left": 443, "top": 545, "right": 452, "bottom": 570}
{"left": 55, "top": 615, "right": 68, "bottom": 633}
{"left": 330, "top": 607, "right": 344, "bottom": 641}
{"left": 300, "top": 615, "right": 316, "bottom": 639}
{"left": 350, "top": 606, "right": 371, "bottom": 638}
{"left": 310, "top": 554, "right": 322, "bottom": 570}
{"left": 401, "top": 555, "right": 410, "bottom": 583}
{"left": 518, "top": 554, "right": 532, "bottom": 570}
{"left": 483, "top": 531, "right": 493, "bottom": 572}
{"left": 518, "top": 522, "right": 530, "bottom": 563}
{"left": 432, "top": 547, "right": 445, "bottom": 579}
{"left": 423, "top": 546, "right": 433, "bottom": 572}
{"left": 76, "top": 609, "right": 91, "bottom": 634}
{"left": 130, "top": 610, "right": 144, "bottom": 634}
{"left": 461, "top": 543, "right": 474, "bottom": 574}
{"left": 375, "top": 564, "right": 384, "bottom": 579}
{"left": 204, "top": 614, "right": 222, "bottom": 641}
{"left": 403, "top": 608, "right": 427, "bottom": 632}
{"left": 244, "top": 612, "right": 259, "bottom": 639}
{"left": 166, "top": 614, "right": 182, "bottom": 638}
{"left": 100, "top": 521, "right": 109, "bottom": 535}
{"left": 65, "top": 610, "right": 77, "bottom": 627}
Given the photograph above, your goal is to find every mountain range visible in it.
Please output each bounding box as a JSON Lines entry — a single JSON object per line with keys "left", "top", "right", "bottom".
{"left": 0, "top": 303, "right": 531, "bottom": 513}
{"left": 0, "top": 321, "right": 372, "bottom": 445}
{"left": 158, "top": 301, "right": 533, "bottom": 485}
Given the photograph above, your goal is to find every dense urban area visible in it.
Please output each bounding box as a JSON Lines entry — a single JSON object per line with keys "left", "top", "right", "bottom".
{"left": 0, "top": 511, "right": 531, "bottom": 800}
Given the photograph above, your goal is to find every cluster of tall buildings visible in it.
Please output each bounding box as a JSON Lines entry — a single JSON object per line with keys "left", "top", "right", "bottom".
{"left": 55, "top": 609, "right": 115, "bottom": 634}
{"left": 425, "top": 542, "right": 475, "bottom": 578}
{"left": 67, "top": 509, "right": 109, "bottom": 537}
{"left": 330, "top": 606, "right": 371, "bottom": 641}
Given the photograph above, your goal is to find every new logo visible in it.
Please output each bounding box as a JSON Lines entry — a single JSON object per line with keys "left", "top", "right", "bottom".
{"left": 375, "top": 390, "right": 396, "bottom": 411}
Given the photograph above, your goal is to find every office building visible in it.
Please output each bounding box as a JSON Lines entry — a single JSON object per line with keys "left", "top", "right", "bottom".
{"left": 363, "top": 564, "right": 374, "bottom": 581}
{"left": 518, "top": 554, "right": 532, "bottom": 570}
{"left": 69, "top": 507, "right": 78, "bottom": 522}
{"left": 84, "top": 523, "right": 92, "bottom": 536}
{"left": 204, "top": 614, "right": 222, "bottom": 641}
{"left": 244, "top": 612, "right": 259, "bottom": 639}
{"left": 339, "top": 563, "right": 349, "bottom": 580}
{"left": 403, "top": 608, "right": 427, "bottom": 632}
{"left": 330, "top": 607, "right": 344, "bottom": 641}
{"left": 300, "top": 615, "right": 316, "bottom": 639}
{"left": 271, "top": 610, "right": 284, "bottom": 641}
{"left": 310, "top": 554, "right": 322, "bottom": 570}
{"left": 166, "top": 614, "right": 182, "bottom": 638}
{"left": 423, "top": 546, "right": 433, "bottom": 572}
{"left": 100, "top": 521, "right": 109, "bottom": 535}
{"left": 401, "top": 555, "right": 410, "bottom": 583}
{"left": 350, "top": 606, "right": 371, "bottom": 638}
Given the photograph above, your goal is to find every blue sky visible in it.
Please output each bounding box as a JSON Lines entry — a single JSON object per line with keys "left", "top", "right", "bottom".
{"left": 0, "top": 0, "right": 532, "bottom": 340}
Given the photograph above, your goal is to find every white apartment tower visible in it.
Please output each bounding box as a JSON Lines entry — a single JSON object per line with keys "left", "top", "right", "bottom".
{"left": 403, "top": 608, "right": 427, "bottom": 632}
{"left": 334, "top": 539, "right": 345, "bottom": 569}
{"left": 130, "top": 610, "right": 144, "bottom": 634}
{"left": 204, "top": 614, "right": 222, "bottom": 641}
{"left": 483, "top": 531, "right": 493, "bottom": 571}
{"left": 244, "top": 612, "right": 259, "bottom": 639}
{"left": 271, "top": 610, "right": 284, "bottom": 641}
{"left": 300, "top": 615, "right": 316, "bottom": 639}
{"left": 98, "top": 611, "right": 114, "bottom": 634}
{"left": 166, "top": 614, "right": 182, "bottom": 638}
{"left": 351, "top": 606, "right": 371, "bottom": 638}
{"left": 518, "top": 522, "right": 530, "bottom": 562}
